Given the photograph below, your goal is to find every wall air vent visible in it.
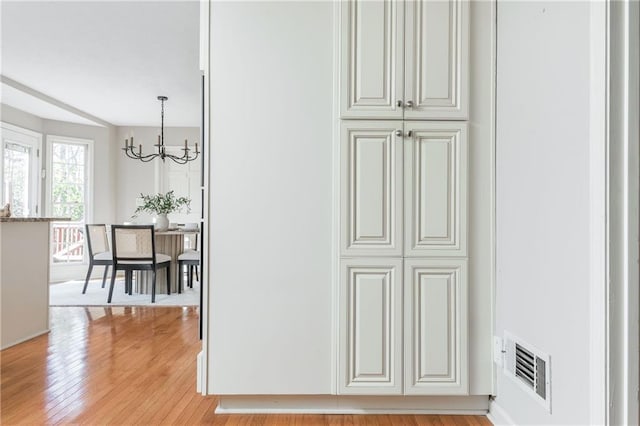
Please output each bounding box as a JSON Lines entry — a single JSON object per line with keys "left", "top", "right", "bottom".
{"left": 503, "top": 332, "right": 551, "bottom": 412}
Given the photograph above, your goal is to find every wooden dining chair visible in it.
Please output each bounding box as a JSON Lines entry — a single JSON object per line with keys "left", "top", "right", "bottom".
{"left": 82, "top": 224, "right": 113, "bottom": 294}
{"left": 108, "top": 225, "right": 171, "bottom": 303}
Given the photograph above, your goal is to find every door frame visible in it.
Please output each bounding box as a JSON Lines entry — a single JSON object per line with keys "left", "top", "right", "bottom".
{"left": 605, "top": 0, "right": 640, "bottom": 424}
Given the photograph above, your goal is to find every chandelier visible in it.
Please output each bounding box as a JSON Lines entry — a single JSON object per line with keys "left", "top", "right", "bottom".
{"left": 123, "top": 96, "right": 199, "bottom": 164}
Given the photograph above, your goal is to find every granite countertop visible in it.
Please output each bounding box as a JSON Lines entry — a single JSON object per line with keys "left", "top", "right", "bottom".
{"left": 0, "top": 217, "right": 71, "bottom": 222}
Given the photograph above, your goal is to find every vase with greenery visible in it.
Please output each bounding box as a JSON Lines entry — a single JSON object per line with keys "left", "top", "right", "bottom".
{"left": 133, "top": 191, "right": 191, "bottom": 231}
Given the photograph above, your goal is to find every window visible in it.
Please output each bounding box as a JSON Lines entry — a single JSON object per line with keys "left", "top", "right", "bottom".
{"left": 46, "top": 136, "right": 93, "bottom": 268}
{"left": 0, "top": 123, "right": 42, "bottom": 217}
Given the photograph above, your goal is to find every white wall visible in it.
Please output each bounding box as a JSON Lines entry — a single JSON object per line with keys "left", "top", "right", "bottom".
{"left": 115, "top": 126, "right": 199, "bottom": 223}
{"left": 492, "top": 2, "right": 595, "bottom": 424}
{"left": 208, "top": 1, "right": 333, "bottom": 394}
{"left": 1, "top": 104, "right": 44, "bottom": 132}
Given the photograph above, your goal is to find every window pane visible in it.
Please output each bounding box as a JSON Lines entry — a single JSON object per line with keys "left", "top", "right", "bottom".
{"left": 3, "top": 142, "right": 31, "bottom": 217}
{"left": 50, "top": 141, "right": 88, "bottom": 265}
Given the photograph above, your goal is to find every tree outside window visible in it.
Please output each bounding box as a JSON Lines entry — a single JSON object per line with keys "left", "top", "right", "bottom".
{"left": 50, "top": 142, "right": 87, "bottom": 264}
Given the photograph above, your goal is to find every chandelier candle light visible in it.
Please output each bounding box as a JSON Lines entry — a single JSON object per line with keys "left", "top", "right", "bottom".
{"left": 123, "top": 96, "right": 199, "bottom": 164}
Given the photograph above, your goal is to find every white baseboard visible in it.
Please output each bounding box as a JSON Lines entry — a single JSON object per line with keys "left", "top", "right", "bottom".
{"left": 488, "top": 399, "right": 517, "bottom": 425}
{"left": 50, "top": 264, "right": 90, "bottom": 283}
{"left": 196, "top": 351, "right": 203, "bottom": 394}
{"left": 215, "top": 395, "right": 490, "bottom": 415}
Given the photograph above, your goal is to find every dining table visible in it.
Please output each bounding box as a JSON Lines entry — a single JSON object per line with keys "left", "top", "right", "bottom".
{"left": 134, "top": 229, "right": 198, "bottom": 294}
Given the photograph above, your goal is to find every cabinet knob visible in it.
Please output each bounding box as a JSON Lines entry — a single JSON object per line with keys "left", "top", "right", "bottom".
{"left": 406, "top": 130, "right": 413, "bottom": 137}
{"left": 406, "top": 100, "right": 414, "bottom": 108}
{"left": 396, "top": 100, "right": 403, "bottom": 108}
{"left": 395, "top": 130, "right": 403, "bottom": 137}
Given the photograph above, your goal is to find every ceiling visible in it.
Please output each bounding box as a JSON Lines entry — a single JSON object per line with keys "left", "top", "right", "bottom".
{"left": 1, "top": 83, "right": 105, "bottom": 126}
{"left": 0, "top": 1, "right": 201, "bottom": 127}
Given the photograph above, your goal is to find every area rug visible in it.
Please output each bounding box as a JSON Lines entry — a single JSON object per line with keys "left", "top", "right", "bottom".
{"left": 50, "top": 278, "right": 200, "bottom": 307}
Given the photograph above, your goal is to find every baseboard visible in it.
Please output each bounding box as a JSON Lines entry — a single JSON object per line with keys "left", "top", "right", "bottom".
{"left": 215, "top": 395, "right": 490, "bottom": 414}
{"left": 50, "top": 264, "right": 91, "bottom": 283}
{"left": 488, "top": 399, "right": 517, "bottom": 425}
{"left": 196, "top": 351, "right": 203, "bottom": 394}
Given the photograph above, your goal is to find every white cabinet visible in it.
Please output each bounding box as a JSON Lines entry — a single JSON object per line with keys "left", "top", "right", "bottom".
{"left": 340, "top": 121, "right": 403, "bottom": 256}
{"left": 339, "top": 257, "right": 468, "bottom": 395}
{"left": 404, "top": 258, "right": 468, "bottom": 395}
{"left": 339, "top": 258, "right": 403, "bottom": 395}
{"left": 404, "top": 122, "right": 467, "bottom": 256}
{"left": 341, "top": 121, "right": 467, "bottom": 257}
{"left": 403, "top": 0, "right": 469, "bottom": 120}
{"left": 338, "top": 0, "right": 471, "bottom": 399}
{"left": 340, "top": 0, "right": 469, "bottom": 120}
{"left": 339, "top": 0, "right": 403, "bottom": 119}
{"left": 339, "top": 121, "right": 468, "bottom": 395}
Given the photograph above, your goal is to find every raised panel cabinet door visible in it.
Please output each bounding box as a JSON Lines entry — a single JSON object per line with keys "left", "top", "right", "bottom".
{"left": 404, "top": 258, "right": 468, "bottom": 395}
{"left": 341, "top": 121, "right": 403, "bottom": 256}
{"left": 404, "top": 122, "right": 467, "bottom": 257}
{"left": 404, "top": 0, "right": 469, "bottom": 120}
{"left": 340, "top": 0, "right": 404, "bottom": 119}
{"left": 339, "top": 258, "right": 403, "bottom": 395}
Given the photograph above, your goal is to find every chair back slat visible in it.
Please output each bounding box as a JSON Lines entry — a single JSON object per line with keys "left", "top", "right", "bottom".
{"left": 86, "top": 224, "right": 109, "bottom": 256}
{"left": 184, "top": 232, "right": 199, "bottom": 251}
{"left": 111, "top": 225, "right": 156, "bottom": 263}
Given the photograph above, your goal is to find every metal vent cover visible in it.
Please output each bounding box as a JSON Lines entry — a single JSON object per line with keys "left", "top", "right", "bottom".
{"left": 504, "top": 332, "right": 551, "bottom": 412}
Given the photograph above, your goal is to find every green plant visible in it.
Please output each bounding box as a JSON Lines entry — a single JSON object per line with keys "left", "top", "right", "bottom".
{"left": 133, "top": 191, "right": 191, "bottom": 216}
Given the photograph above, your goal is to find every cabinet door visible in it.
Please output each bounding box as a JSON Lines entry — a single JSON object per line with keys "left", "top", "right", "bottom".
{"left": 340, "top": 0, "right": 404, "bottom": 119}
{"left": 404, "top": 258, "right": 468, "bottom": 395}
{"left": 341, "top": 121, "right": 403, "bottom": 256}
{"left": 339, "top": 258, "right": 403, "bottom": 395}
{"left": 404, "top": 0, "right": 469, "bottom": 120}
{"left": 404, "top": 122, "right": 467, "bottom": 257}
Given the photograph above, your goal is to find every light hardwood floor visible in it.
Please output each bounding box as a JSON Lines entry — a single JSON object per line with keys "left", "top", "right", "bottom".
{"left": 1, "top": 307, "right": 492, "bottom": 425}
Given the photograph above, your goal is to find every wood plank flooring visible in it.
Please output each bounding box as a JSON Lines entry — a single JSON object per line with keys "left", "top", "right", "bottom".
{"left": 1, "top": 307, "right": 492, "bottom": 425}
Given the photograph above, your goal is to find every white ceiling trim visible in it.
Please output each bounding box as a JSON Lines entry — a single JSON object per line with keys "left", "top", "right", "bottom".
{"left": 1, "top": 76, "right": 111, "bottom": 127}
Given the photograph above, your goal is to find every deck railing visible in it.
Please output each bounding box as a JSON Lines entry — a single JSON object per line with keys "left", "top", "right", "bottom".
{"left": 51, "top": 222, "right": 85, "bottom": 264}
